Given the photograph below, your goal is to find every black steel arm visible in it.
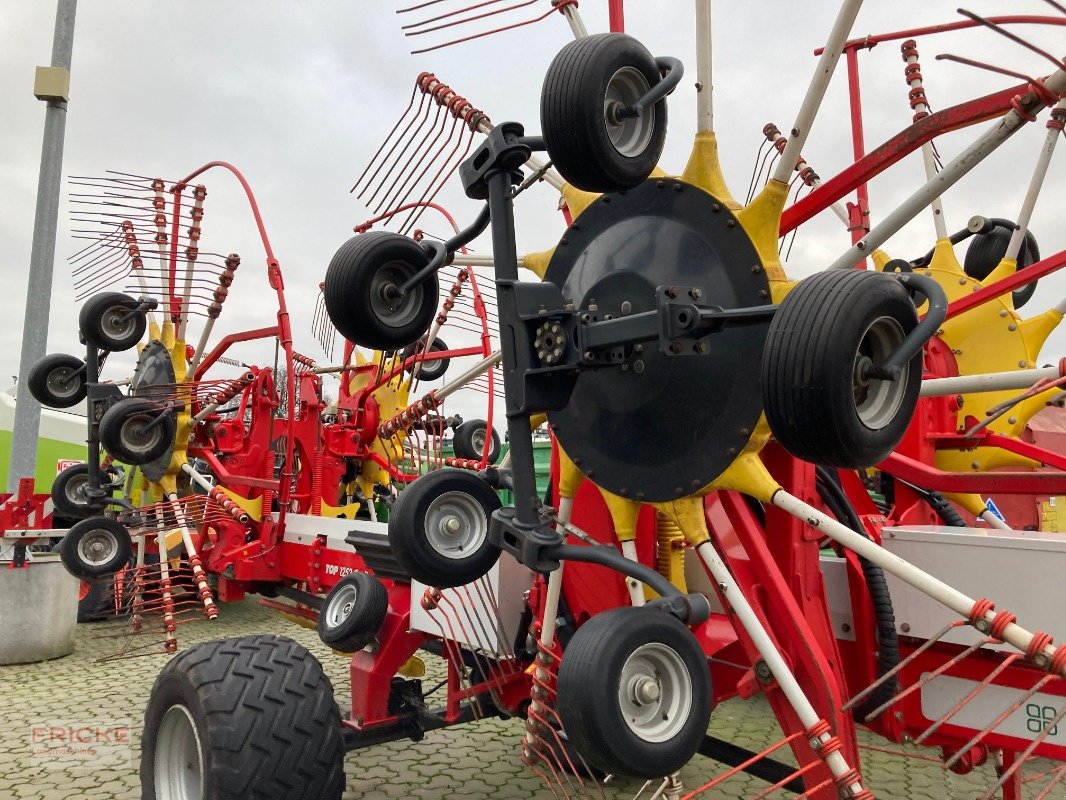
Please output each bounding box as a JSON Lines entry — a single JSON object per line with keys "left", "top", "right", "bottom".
{"left": 398, "top": 204, "right": 492, "bottom": 295}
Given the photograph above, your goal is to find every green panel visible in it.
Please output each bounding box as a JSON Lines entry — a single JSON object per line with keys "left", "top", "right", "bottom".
{"left": 0, "top": 429, "right": 88, "bottom": 493}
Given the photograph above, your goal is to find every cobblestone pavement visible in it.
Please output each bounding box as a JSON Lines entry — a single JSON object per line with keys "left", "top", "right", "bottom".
{"left": 0, "top": 598, "right": 1062, "bottom": 799}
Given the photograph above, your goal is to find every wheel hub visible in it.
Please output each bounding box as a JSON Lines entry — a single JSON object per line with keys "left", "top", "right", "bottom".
{"left": 327, "top": 583, "right": 358, "bottom": 628}
{"left": 631, "top": 675, "right": 662, "bottom": 704}
{"left": 155, "top": 704, "right": 204, "bottom": 800}
{"left": 103, "top": 306, "right": 135, "bottom": 337}
{"left": 79, "top": 530, "right": 117, "bottom": 566}
{"left": 370, "top": 262, "right": 424, "bottom": 329}
{"left": 617, "top": 642, "right": 693, "bottom": 743}
{"left": 604, "top": 67, "right": 654, "bottom": 158}
{"left": 853, "top": 316, "right": 908, "bottom": 430}
{"left": 47, "top": 367, "right": 78, "bottom": 398}
{"left": 425, "top": 491, "right": 487, "bottom": 559}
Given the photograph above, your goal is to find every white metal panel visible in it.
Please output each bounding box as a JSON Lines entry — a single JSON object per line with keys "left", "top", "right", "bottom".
{"left": 819, "top": 555, "right": 856, "bottom": 642}
{"left": 921, "top": 673, "right": 1066, "bottom": 745}
{"left": 277, "top": 512, "right": 387, "bottom": 552}
{"left": 879, "top": 525, "right": 1066, "bottom": 650}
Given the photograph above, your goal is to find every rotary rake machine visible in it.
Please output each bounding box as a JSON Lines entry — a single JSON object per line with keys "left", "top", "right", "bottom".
{"left": 134, "top": 4, "right": 1066, "bottom": 800}
{"left": 7, "top": 160, "right": 503, "bottom": 655}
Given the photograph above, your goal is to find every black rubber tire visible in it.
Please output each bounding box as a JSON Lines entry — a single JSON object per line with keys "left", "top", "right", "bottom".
{"left": 963, "top": 224, "right": 1039, "bottom": 309}
{"left": 59, "top": 516, "right": 132, "bottom": 579}
{"left": 78, "top": 579, "right": 113, "bottom": 623}
{"left": 541, "top": 33, "right": 668, "bottom": 192}
{"left": 403, "top": 336, "right": 450, "bottom": 381}
{"left": 557, "top": 607, "right": 712, "bottom": 779}
{"left": 452, "top": 419, "right": 502, "bottom": 464}
{"left": 762, "top": 270, "right": 922, "bottom": 468}
{"left": 27, "top": 353, "right": 86, "bottom": 409}
{"left": 79, "top": 291, "right": 147, "bottom": 352}
{"left": 324, "top": 232, "right": 439, "bottom": 351}
{"left": 51, "top": 463, "right": 109, "bottom": 518}
{"left": 536, "top": 728, "right": 608, "bottom": 781}
{"left": 317, "top": 572, "right": 389, "bottom": 652}
{"left": 141, "top": 634, "right": 345, "bottom": 800}
{"left": 77, "top": 568, "right": 135, "bottom": 622}
{"left": 99, "top": 397, "right": 175, "bottom": 465}
{"left": 389, "top": 469, "right": 502, "bottom": 588}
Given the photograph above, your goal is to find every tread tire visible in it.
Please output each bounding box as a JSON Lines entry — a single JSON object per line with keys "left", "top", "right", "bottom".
{"left": 141, "top": 634, "right": 345, "bottom": 800}
{"left": 52, "top": 463, "right": 106, "bottom": 518}
{"left": 59, "top": 516, "right": 132, "bottom": 579}
{"left": 79, "top": 291, "right": 147, "bottom": 352}
{"left": 324, "top": 232, "right": 438, "bottom": 351}
{"left": 762, "top": 269, "right": 921, "bottom": 468}
{"left": 557, "top": 607, "right": 712, "bottom": 778}
{"left": 27, "top": 353, "right": 86, "bottom": 409}
{"left": 317, "top": 572, "right": 389, "bottom": 653}
{"left": 99, "top": 397, "right": 175, "bottom": 465}
{"left": 963, "top": 224, "right": 1039, "bottom": 309}
{"left": 452, "top": 419, "right": 501, "bottom": 464}
{"left": 389, "top": 469, "right": 501, "bottom": 588}
{"left": 541, "top": 33, "right": 667, "bottom": 192}
{"left": 403, "top": 336, "right": 450, "bottom": 382}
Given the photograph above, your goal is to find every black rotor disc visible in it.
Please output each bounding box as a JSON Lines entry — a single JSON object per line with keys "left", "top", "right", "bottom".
{"left": 544, "top": 179, "right": 770, "bottom": 502}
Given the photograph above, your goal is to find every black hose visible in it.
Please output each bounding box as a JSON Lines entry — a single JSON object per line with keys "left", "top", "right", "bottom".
{"left": 884, "top": 473, "right": 968, "bottom": 527}
{"left": 814, "top": 466, "right": 900, "bottom": 719}
{"left": 923, "top": 490, "right": 967, "bottom": 527}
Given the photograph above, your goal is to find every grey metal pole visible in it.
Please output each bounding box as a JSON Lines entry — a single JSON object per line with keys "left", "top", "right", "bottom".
{"left": 8, "top": 0, "right": 78, "bottom": 492}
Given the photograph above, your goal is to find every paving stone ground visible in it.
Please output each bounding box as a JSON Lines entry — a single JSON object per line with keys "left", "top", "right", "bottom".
{"left": 0, "top": 598, "right": 1062, "bottom": 799}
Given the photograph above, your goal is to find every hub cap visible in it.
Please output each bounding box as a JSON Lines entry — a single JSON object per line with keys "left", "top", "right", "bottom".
{"left": 78, "top": 528, "right": 118, "bottom": 567}
{"left": 618, "top": 642, "right": 692, "bottom": 743}
{"left": 425, "top": 491, "right": 486, "bottom": 559}
{"left": 853, "top": 316, "right": 908, "bottom": 430}
{"left": 155, "top": 704, "right": 204, "bottom": 800}
{"left": 604, "top": 67, "right": 655, "bottom": 158}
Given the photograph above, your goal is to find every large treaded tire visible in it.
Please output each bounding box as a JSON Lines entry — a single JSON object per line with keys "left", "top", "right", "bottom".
{"left": 557, "top": 607, "right": 712, "bottom": 779}
{"left": 541, "top": 33, "right": 667, "bottom": 193}
{"left": 141, "top": 634, "right": 345, "bottom": 800}
{"left": 762, "top": 269, "right": 921, "bottom": 468}
{"left": 324, "top": 232, "right": 439, "bottom": 351}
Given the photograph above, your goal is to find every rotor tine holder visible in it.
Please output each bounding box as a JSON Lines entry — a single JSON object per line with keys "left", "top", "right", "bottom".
{"left": 864, "top": 272, "right": 946, "bottom": 380}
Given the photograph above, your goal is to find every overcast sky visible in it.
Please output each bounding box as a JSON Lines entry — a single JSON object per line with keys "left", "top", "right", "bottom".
{"left": 2, "top": 1, "right": 1065, "bottom": 419}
